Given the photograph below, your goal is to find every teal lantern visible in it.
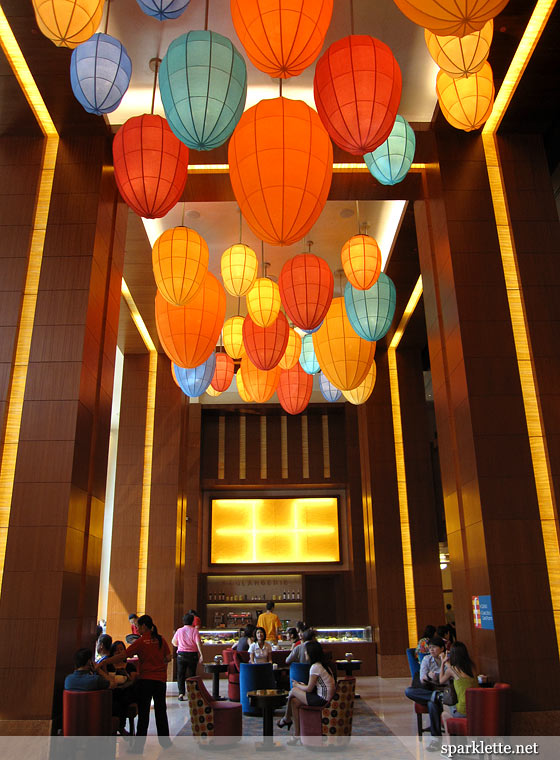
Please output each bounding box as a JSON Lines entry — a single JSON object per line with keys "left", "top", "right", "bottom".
{"left": 344, "top": 274, "right": 396, "bottom": 342}
{"left": 159, "top": 31, "right": 247, "bottom": 150}
{"left": 299, "top": 333, "right": 320, "bottom": 375}
{"left": 363, "top": 115, "right": 415, "bottom": 186}
{"left": 173, "top": 354, "right": 216, "bottom": 397}
{"left": 319, "top": 372, "right": 341, "bottom": 402}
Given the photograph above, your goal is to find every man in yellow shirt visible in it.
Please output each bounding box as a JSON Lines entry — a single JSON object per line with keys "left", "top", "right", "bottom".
{"left": 257, "top": 601, "right": 281, "bottom": 643}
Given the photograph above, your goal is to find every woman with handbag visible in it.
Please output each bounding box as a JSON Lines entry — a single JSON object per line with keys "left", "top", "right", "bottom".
{"left": 436, "top": 642, "right": 478, "bottom": 731}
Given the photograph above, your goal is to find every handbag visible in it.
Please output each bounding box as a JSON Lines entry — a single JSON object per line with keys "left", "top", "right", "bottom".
{"left": 440, "top": 680, "right": 458, "bottom": 706}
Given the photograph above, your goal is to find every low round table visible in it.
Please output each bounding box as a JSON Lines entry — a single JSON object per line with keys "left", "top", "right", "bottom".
{"left": 247, "top": 689, "right": 288, "bottom": 751}
{"left": 203, "top": 662, "right": 228, "bottom": 701}
{"left": 336, "top": 659, "right": 362, "bottom": 698}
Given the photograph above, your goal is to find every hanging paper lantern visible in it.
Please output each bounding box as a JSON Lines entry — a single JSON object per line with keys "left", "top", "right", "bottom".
{"left": 299, "top": 334, "right": 320, "bottom": 375}
{"left": 230, "top": 0, "right": 333, "bottom": 79}
{"left": 113, "top": 115, "right": 189, "bottom": 219}
{"left": 436, "top": 62, "right": 495, "bottom": 132}
{"left": 246, "top": 279, "right": 281, "bottom": 328}
{"left": 313, "top": 297, "right": 376, "bottom": 391}
{"left": 279, "top": 328, "right": 301, "bottom": 370}
{"left": 136, "top": 0, "right": 191, "bottom": 21}
{"left": 171, "top": 362, "right": 180, "bottom": 387}
{"left": 211, "top": 353, "right": 235, "bottom": 392}
{"left": 239, "top": 359, "right": 281, "bottom": 403}
{"left": 425, "top": 21, "right": 493, "bottom": 79}
{"left": 70, "top": 34, "right": 132, "bottom": 115}
{"left": 222, "top": 316, "right": 246, "bottom": 360}
{"left": 243, "top": 312, "right": 289, "bottom": 371}
{"left": 279, "top": 254, "right": 334, "bottom": 331}
{"left": 313, "top": 36, "right": 402, "bottom": 156}
{"left": 364, "top": 116, "right": 416, "bottom": 186}
{"left": 341, "top": 235, "right": 382, "bottom": 291}
{"left": 155, "top": 273, "right": 226, "bottom": 368}
{"left": 221, "top": 244, "right": 258, "bottom": 297}
{"left": 392, "top": 0, "right": 507, "bottom": 37}
{"left": 236, "top": 367, "right": 253, "bottom": 402}
{"left": 174, "top": 354, "right": 216, "bottom": 398}
{"left": 206, "top": 385, "right": 223, "bottom": 397}
{"left": 301, "top": 323, "right": 322, "bottom": 334}
{"left": 277, "top": 364, "right": 313, "bottom": 415}
{"left": 32, "top": 0, "right": 104, "bottom": 48}
{"left": 152, "top": 227, "right": 208, "bottom": 307}
{"left": 159, "top": 31, "right": 247, "bottom": 151}
{"left": 319, "top": 372, "right": 342, "bottom": 402}
{"left": 229, "top": 97, "right": 333, "bottom": 246}
{"left": 342, "top": 361, "right": 377, "bottom": 405}
{"left": 344, "top": 274, "right": 396, "bottom": 342}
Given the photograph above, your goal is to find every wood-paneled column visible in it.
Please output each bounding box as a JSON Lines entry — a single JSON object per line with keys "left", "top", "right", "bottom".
{"left": 181, "top": 403, "right": 201, "bottom": 622}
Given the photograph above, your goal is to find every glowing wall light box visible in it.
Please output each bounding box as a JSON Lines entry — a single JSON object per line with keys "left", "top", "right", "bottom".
{"left": 210, "top": 498, "right": 340, "bottom": 564}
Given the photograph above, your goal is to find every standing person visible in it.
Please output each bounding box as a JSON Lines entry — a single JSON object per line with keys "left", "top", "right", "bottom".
{"left": 256, "top": 601, "right": 281, "bottom": 643}
{"left": 188, "top": 609, "right": 201, "bottom": 628}
{"left": 445, "top": 604, "right": 457, "bottom": 640}
{"left": 104, "top": 614, "right": 172, "bottom": 753}
{"left": 172, "top": 613, "right": 204, "bottom": 701}
{"left": 249, "top": 627, "right": 273, "bottom": 663}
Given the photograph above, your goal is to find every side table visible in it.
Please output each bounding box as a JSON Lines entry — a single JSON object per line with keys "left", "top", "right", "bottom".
{"left": 203, "top": 662, "right": 228, "bottom": 701}
{"left": 247, "top": 689, "right": 288, "bottom": 751}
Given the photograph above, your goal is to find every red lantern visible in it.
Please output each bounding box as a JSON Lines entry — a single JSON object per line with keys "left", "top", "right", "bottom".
{"left": 242, "top": 312, "right": 290, "bottom": 371}
{"left": 239, "top": 359, "right": 280, "bottom": 403}
{"left": 155, "top": 273, "right": 226, "bottom": 368}
{"left": 113, "top": 114, "right": 189, "bottom": 218}
{"left": 229, "top": 97, "right": 333, "bottom": 246}
{"left": 277, "top": 363, "right": 313, "bottom": 415}
{"left": 211, "top": 353, "right": 234, "bottom": 392}
{"left": 313, "top": 36, "right": 402, "bottom": 156}
{"left": 279, "top": 253, "right": 333, "bottom": 331}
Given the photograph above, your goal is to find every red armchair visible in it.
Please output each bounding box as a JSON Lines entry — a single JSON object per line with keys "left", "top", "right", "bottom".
{"left": 63, "top": 689, "right": 115, "bottom": 736}
{"left": 444, "top": 683, "right": 512, "bottom": 736}
{"left": 186, "top": 676, "right": 242, "bottom": 746}
{"left": 299, "top": 677, "right": 355, "bottom": 748}
{"left": 223, "top": 649, "right": 250, "bottom": 701}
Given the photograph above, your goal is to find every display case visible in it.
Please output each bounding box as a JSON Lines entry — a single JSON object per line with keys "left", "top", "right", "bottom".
{"left": 316, "top": 627, "right": 372, "bottom": 643}
{"left": 199, "top": 629, "right": 239, "bottom": 647}
{"left": 315, "top": 627, "right": 376, "bottom": 676}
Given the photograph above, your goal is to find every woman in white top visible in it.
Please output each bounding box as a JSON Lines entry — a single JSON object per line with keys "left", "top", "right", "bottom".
{"left": 277, "top": 641, "right": 336, "bottom": 745}
{"left": 249, "top": 626, "right": 272, "bottom": 664}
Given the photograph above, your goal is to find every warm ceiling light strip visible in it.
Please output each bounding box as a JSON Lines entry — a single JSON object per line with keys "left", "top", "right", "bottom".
{"left": 482, "top": 0, "right": 560, "bottom": 651}
{"left": 121, "top": 279, "right": 157, "bottom": 615}
{"left": 187, "top": 162, "right": 425, "bottom": 174}
{"left": 388, "top": 275, "right": 423, "bottom": 648}
{"left": 0, "top": 10, "right": 59, "bottom": 594}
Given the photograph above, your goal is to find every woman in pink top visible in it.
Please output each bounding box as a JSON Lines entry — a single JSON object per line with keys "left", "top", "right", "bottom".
{"left": 172, "top": 612, "right": 204, "bottom": 701}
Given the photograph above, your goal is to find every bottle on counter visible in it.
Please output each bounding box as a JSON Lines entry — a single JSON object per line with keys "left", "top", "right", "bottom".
{"left": 291, "top": 591, "right": 295, "bottom": 600}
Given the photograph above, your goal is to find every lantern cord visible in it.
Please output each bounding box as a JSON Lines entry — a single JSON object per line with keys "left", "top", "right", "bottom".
{"left": 355, "top": 200, "right": 360, "bottom": 234}
{"left": 237, "top": 297, "right": 241, "bottom": 316}
{"left": 150, "top": 59, "right": 160, "bottom": 115}
{"left": 350, "top": 0, "right": 355, "bottom": 36}
{"left": 104, "top": 0, "right": 111, "bottom": 34}
{"left": 279, "top": 78, "right": 283, "bottom": 97}
{"left": 181, "top": 202, "right": 186, "bottom": 227}
{"left": 205, "top": 0, "right": 209, "bottom": 31}
{"left": 239, "top": 208, "right": 242, "bottom": 244}
{"left": 261, "top": 241, "right": 265, "bottom": 275}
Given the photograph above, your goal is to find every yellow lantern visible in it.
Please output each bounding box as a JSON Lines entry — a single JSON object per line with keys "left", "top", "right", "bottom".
{"left": 236, "top": 366, "right": 253, "bottom": 402}
{"left": 221, "top": 243, "right": 258, "bottom": 296}
{"left": 206, "top": 385, "right": 223, "bottom": 397}
{"left": 32, "top": 0, "right": 104, "bottom": 48}
{"left": 436, "top": 62, "right": 495, "bottom": 132}
{"left": 246, "top": 278, "right": 281, "bottom": 328}
{"left": 152, "top": 227, "right": 209, "bottom": 306}
{"left": 425, "top": 21, "right": 492, "bottom": 79}
{"left": 279, "top": 328, "right": 302, "bottom": 370}
{"left": 341, "top": 235, "right": 382, "bottom": 291}
{"left": 239, "top": 358, "right": 280, "bottom": 403}
{"left": 222, "top": 316, "right": 246, "bottom": 360}
{"left": 313, "top": 297, "right": 376, "bottom": 391}
{"left": 342, "top": 361, "right": 377, "bottom": 405}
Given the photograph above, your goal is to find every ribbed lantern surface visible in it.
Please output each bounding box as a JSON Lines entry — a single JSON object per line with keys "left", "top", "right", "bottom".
{"left": 344, "top": 274, "right": 396, "bottom": 342}
{"left": 174, "top": 354, "right": 216, "bottom": 397}
{"left": 392, "top": 0, "right": 508, "bottom": 37}
{"left": 279, "top": 328, "right": 302, "bottom": 370}
{"left": 277, "top": 364, "right": 313, "bottom": 415}
{"left": 243, "top": 313, "right": 290, "bottom": 371}
{"left": 436, "top": 62, "right": 495, "bottom": 131}
{"left": 279, "top": 253, "right": 334, "bottom": 331}
{"left": 342, "top": 360, "right": 377, "bottom": 405}
{"left": 70, "top": 34, "right": 132, "bottom": 114}
{"left": 299, "top": 334, "right": 320, "bottom": 375}
{"left": 221, "top": 244, "right": 258, "bottom": 297}
{"left": 341, "top": 235, "right": 382, "bottom": 291}
{"left": 33, "top": 0, "right": 104, "bottom": 48}
{"left": 136, "top": 0, "right": 191, "bottom": 20}
{"left": 239, "top": 359, "right": 281, "bottom": 403}
{"left": 211, "top": 353, "right": 235, "bottom": 392}
{"left": 364, "top": 115, "right": 416, "bottom": 186}
{"left": 236, "top": 367, "right": 254, "bottom": 401}
{"left": 152, "top": 227, "right": 208, "bottom": 306}
{"left": 222, "top": 316, "right": 246, "bottom": 360}
{"left": 319, "top": 372, "right": 342, "bottom": 402}
{"left": 246, "top": 278, "right": 282, "bottom": 328}
{"left": 425, "top": 21, "right": 492, "bottom": 78}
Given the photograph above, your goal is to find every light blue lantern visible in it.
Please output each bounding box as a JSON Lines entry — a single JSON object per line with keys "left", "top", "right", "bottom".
{"left": 70, "top": 34, "right": 132, "bottom": 115}
{"left": 136, "top": 1, "right": 190, "bottom": 20}
{"left": 173, "top": 354, "right": 216, "bottom": 398}
{"left": 159, "top": 31, "right": 247, "bottom": 150}
{"left": 363, "top": 115, "right": 416, "bottom": 186}
{"left": 319, "top": 373, "right": 342, "bottom": 402}
{"left": 302, "top": 322, "right": 322, "bottom": 334}
{"left": 344, "top": 274, "right": 396, "bottom": 342}
{"left": 299, "top": 334, "right": 320, "bottom": 375}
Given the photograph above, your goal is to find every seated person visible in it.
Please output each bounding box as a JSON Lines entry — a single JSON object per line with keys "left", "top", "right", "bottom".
{"left": 438, "top": 642, "right": 478, "bottom": 733}
{"left": 233, "top": 623, "right": 256, "bottom": 652}
{"left": 99, "top": 640, "right": 138, "bottom": 735}
{"left": 286, "top": 628, "right": 315, "bottom": 664}
{"left": 277, "top": 641, "right": 336, "bottom": 746}
{"left": 64, "top": 648, "right": 114, "bottom": 691}
{"left": 249, "top": 626, "right": 272, "bottom": 663}
{"left": 96, "top": 634, "right": 112, "bottom": 663}
{"left": 404, "top": 636, "right": 447, "bottom": 738}
{"left": 436, "top": 625, "right": 452, "bottom": 652}
{"left": 416, "top": 625, "right": 436, "bottom": 660}
{"left": 128, "top": 613, "right": 139, "bottom": 636}
{"left": 286, "top": 628, "right": 300, "bottom": 649}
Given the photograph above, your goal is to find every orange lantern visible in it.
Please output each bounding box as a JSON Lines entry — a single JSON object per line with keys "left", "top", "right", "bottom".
{"left": 279, "top": 253, "right": 334, "bottom": 331}
{"left": 393, "top": 0, "right": 508, "bottom": 37}
{"left": 221, "top": 243, "right": 258, "bottom": 297}
{"left": 211, "top": 353, "right": 235, "bottom": 392}
{"left": 222, "top": 316, "right": 246, "bottom": 360}
{"left": 342, "top": 361, "right": 377, "bottom": 405}
{"left": 152, "top": 227, "right": 209, "bottom": 306}
{"left": 229, "top": 97, "right": 333, "bottom": 246}
{"left": 425, "top": 21, "right": 493, "bottom": 79}
{"left": 313, "top": 297, "right": 376, "bottom": 391}
{"left": 206, "top": 385, "right": 223, "bottom": 397}
{"left": 243, "top": 312, "right": 290, "bottom": 371}
{"left": 246, "top": 278, "right": 282, "bottom": 328}
{"left": 239, "top": 359, "right": 281, "bottom": 403}
{"left": 341, "top": 235, "right": 382, "bottom": 291}
{"left": 436, "top": 62, "right": 495, "bottom": 132}
{"left": 230, "top": 0, "right": 333, "bottom": 79}
{"left": 155, "top": 272, "right": 226, "bottom": 368}
{"left": 236, "top": 366, "right": 253, "bottom": 402}
{"left": 277, "top": 364, "right": 313, "bottom": 415}
{"left": 279, "top": 328, "right": 302, "bottom": 370}
{"left": 32, "top": 0, "right": 104, "bottom": 48}
{"left": 171, "top": 362, "right": 180, "bottom": 387}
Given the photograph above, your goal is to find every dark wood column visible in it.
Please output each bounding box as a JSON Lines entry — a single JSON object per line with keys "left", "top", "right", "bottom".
{"left": 182, "top": 403, "right": 201, "bottom": 620}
